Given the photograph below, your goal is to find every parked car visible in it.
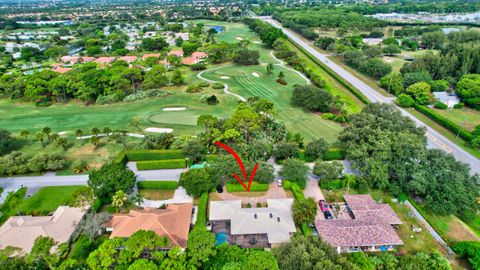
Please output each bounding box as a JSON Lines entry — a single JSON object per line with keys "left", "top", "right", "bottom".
{"left": 323, "top": 211, "right": 333, "bottom": 219}
{"left": 318, "top": 200, "right": 329, "bottom": 212}
{"left": 216, "top": 185, "right": 223, "bottom": 193}
{"left": 277, "top": 179, "right": 283, "bottom": 187}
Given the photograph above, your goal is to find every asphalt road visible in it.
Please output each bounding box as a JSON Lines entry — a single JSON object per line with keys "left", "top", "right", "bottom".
{"left": 260, "top": 17, "right": 480, "bottom": 175}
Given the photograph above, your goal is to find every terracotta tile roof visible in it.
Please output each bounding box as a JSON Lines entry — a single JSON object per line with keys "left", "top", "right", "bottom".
{"left": 192, "top": 51, "right": 208, "bottom": 59}
{"left": 182, "top": 57, "right": 198, "bottom": 65}
{"left": 53, "top": 67, "right": 72, "bottom": 73}
{"left": 105, "top": 204, "right": 192, "bottom": 248}
{"left": 120, "top": 56, "right": 138, "bottom": 62}
{"left": 80, "top": 57, "right": 96, "bottom": 62}
{"left": 168, "top": 49, "right": 183, "bottom": 57}
{"left": 61, "top": 56, "right": 80, "bottom": 63}
{"left": 142, "top": 53, "right": 160, "bottom": 60}
{"left": 315, "top": 218, "right": 403, "bottom": 248}
{"left": 344, "top": 195, "right": 402, "bottom": 225}
{"left": 95, "top": 57, "right": 116, "bottom": 64}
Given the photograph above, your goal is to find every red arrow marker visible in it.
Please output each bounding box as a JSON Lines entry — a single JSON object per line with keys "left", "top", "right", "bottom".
{"left": 214, "top": 141, "right": 258, "bottom": 192}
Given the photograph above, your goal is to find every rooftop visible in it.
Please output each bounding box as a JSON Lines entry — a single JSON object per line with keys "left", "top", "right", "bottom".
{"left": 344, "top": 194, "right": 402, "bottom": 225}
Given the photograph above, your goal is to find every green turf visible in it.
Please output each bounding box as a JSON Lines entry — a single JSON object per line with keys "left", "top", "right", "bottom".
{"left": 431, "top": 107, "right": 480, "bottom": 132}
{"left": 19, "top": 186, "right": 82, "bottom": 215}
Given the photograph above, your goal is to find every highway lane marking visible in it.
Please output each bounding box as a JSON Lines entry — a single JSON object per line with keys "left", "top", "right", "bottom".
{"left": 426, "top": 132, "right": 452, "bottom": 153}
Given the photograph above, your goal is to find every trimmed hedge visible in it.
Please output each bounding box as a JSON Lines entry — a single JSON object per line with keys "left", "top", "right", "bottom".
{"left": 301, "top": 223, "right": 314, "bottom": 236}
{"left": 136, "top": 159, "right": 186, "bottom": 170}
{"left": 226, "top": 181, "right": 269, "bottom": 192}
{"left": 291, "top": 183, "right": 306, "bottom": 201}
{"left": 283, "top": 180, "right": 293, "bottom": 190}
{"left": 114, "top": 152, "right": 128, "bottom": 165}
{"left": 92, "top": 198, "right": 103, "bottom": 213}
{"left": 195, "top": 192, "right": 209, "bottom": 227}
{"left": 414, "top": 104, "right": 473, "bottom": 142}
{"left": 289, "top": 40, "right": 370, "bottom": 105}
{"left": 137, "top": 181, "right": 178, "bottom": 190}
{"left": 323, "top": 147, "right": 345, "bottom": 160}
{"left": 126, "top": 150, "right": 185, "bottom": 161}
{"left": 297, "top": 150, "right": 306, "bottom": 161}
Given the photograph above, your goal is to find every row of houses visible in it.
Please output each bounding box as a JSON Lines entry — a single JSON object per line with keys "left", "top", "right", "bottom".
{"left": 0, "top": 194, "right": 403, "bottom": 255}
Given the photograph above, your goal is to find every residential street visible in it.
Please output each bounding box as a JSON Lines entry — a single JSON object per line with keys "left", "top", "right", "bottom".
{"left": 259, "top": 16, "right": 480, "bottom": 175}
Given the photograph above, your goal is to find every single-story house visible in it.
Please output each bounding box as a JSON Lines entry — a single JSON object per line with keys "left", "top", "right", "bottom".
{"left": 315, "top": 194, "right": 403, "bottom": 253}
{"left": 95, "top": 57, "right": 116, "bottom": 64}
{"left": 119, "top": 56, "right": 138, "bottom": 63}
{"left": 61, "top": 56, "right": 81, "bottom": 65}
{"left": 433, "top": 92, "right": 460, "bottom": 109}
{"left": 168, "top": 49, "right": 184, "bottom": 57}
{"left": 0, "top": 206, "right": 86, "bottom": 254}
{"left": 142, "top": 53, "right": 161, "bottom": 60}
{"left": 105, "top": 204, "right": 193, "bottom": 249}
{"left": 53, "top": 67, "right": 72, "bottom": 73}
{"left": 192, "top": 51, "right": 208, "bottom": 60}
{"left": 182, "top": 57, "right": 198, "bottom": 65}
{"left": 209, "top": 199, "right": 296, "bottom": 248}
{"left": 81, "top": 57, "right": 96, "bottom": 63}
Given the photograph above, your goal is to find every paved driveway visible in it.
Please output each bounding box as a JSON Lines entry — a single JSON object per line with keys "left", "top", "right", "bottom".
{"left": 127, "top": 162, "right": 185, "bottom": 181}
{"left": 303, "top": 173, "right": 326, "bottom": 221}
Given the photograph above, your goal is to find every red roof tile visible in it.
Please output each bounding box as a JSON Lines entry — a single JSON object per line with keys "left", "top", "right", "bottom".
{"left": 344, "top": 195, "right": 402, "bottom": 225}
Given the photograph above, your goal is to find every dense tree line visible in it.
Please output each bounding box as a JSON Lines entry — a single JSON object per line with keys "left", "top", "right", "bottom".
{"left": 339, "top": 103, "right": 479, "bottom": 221}
{"left": 243, "top": 18, "right": 286, "bottom": 47}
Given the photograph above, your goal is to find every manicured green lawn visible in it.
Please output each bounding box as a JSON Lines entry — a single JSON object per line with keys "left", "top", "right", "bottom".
{"left": 19, "top": 186, "right": 83, "bottom": 215}
{"left": 432, "top": 107, "right": 480, "bottom": 132}
{"left": 226, "top": 181, "right": 269, "bottom": 192}
{"left": 139, "top": 189, "right": 175, "bottom": 200}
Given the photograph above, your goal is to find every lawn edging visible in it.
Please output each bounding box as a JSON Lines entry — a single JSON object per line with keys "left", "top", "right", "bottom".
{"left": 288, "top": 40, "right": 370, "bottom": 105}
{"left": 136, "top": 159, "right": 186, "bottom": 170}
{"left": 137, "top": 181, "right": 178, "bottom": 190}
{"left": 226, "top": 181, "right": 269, "bottom": 192}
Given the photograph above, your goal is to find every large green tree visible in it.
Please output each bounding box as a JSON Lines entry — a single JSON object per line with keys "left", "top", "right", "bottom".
{"left": 280, "top": 158, "right": 309, "bottom": 188}
{"left": 88, "top": 162, "right": 136, "bottom": 201}
{"left": 179, "top": 168, "right": 213, "bottom": 197}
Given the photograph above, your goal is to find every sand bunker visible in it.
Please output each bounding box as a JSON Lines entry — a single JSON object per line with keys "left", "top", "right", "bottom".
{"left": 57, "top": 131, "right": 67, "bottom": 135}
{"left": 236, "top": 37, "right": 243, "bottom": 40}
{"left": 145, "top": 127, "right": 174, "bottom": 133}
{"left": 220, "top": 76, "right": 230, "bottom": 79}
{"left": 383, "top": 57, "right": 395, "bottom": 63}
{"left": 252, "top": 41, "right": 261, "bottom": 44}
{"left": 162, "top": 107, "right": 186, "bottom": 111}
{"left": 252, "top": 72, "right": 260, "bottom": 78}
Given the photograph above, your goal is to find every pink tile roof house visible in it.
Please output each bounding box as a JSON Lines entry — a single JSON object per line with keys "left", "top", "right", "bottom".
{"left": 315, "top": 194, "right": 403, "bottom": 253}
{"left": 80, "top": 57, "right": 96, "bottom": 63}
{"left": 142, "top": 53, "right": 160, "bottom": 60}
{"left": 95, "top": 57, "right": 116, "bottom": 64}
{"left": 60, "top": 56, "right": 80, "bottom": 64}
{"left": 192, "top": 51, "right": 208, "bottom": 59}
{"left": 182, "top": 57, "right": 198, "bottom": 65}
{"left": 53, "top": 67, "right": 72, "bottom": 73}
{"left": 120, "top": 56, "right": 138, "bottom": 63}
{"left": 105, "top": 204, "right": 193, "bottom": 248}
{"left": 168, "top": 49, "right": 184, "bottom": 57}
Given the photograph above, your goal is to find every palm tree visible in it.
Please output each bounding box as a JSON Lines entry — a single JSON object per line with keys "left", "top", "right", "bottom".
{"left": 75, "top": 129, "right": 83, "bottom": 138}
{"left": 90, "top": 136, "right": 99, "bottom": 147}
{"left": 8, "top": 193, "right": 21, "bottom": 216}
{"left": 57, "top": 138, "right": 68, "bottom": 151}
{"left": 20, "top": 130, "right": 29, "bottom": 139}
{"left": 91, "top": 127, "right": 100, "bottom": 137}
{"left": 278, "top": 71, "right": 285, "bottom": 80}
{"left": 119, "top": 130, "right": 128, "bottom": 150}
{"left": 267, "top": 63, "right": 274, "bottom": 75}
{"left": 103, "top": 127, "right": 112, "bottom": 136}
{"left": 35, "top": 132, "right": 45, "bottom": 148}
{"left": 42, "top": 126, "right": 52, "bottom": 140}
{"left": 51, "top": 133, "right": 59, "bottom": 142}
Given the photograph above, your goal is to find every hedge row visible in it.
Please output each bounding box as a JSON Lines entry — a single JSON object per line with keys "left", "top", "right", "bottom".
{"left": 324, "top": 147, "right": 345, "bottom": 160}
{"left": 195, "top": 192, "right": 209, "bottom": 227}
{"left": 136, "top": 159, "right": 186, "bottom": 170}
{"left": 226, "top": 181, "right": 269, "bottom": 192}
{"left": 301, "top": 223, "right": 314, "bottom": 236}
{"left": 126, "top": 150, "right": 185, "bottom": 161}
{"left": 114, "top": 152, "right": 128, "bottom": 165}
{"left": 137, "top": 181, "right": 178, "bottom": 190}
{"left": 92, "top": 198, "right": 103, "bottom": 213}
{"left": 289, "top": 40, "right": 370, "bottom": 105}
{"left": 291, "top": 183, "right": 306, "bottom": 201}
{"left": 414, "top": 104, "right": 473, "bottom": 142}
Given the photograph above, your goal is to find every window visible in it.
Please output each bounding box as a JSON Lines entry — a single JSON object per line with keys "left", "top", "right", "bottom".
{"left": 254, "top": 214, "right": 257, "bottom": 219}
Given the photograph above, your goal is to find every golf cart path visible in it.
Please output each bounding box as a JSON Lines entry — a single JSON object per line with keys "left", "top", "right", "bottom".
{"left": 197, "top": 65, "right": 246, "bottom": 102}
{"left": 270, "top": 50, "right": 311, "bottom": 84}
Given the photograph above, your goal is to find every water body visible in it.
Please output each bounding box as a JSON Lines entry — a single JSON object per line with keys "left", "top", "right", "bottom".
{"left": 209, "top": 25, "right": 225, "bottom": 33}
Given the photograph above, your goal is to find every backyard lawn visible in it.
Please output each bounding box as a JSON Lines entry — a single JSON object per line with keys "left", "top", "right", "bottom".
{"left": 431, "top": 107, "right": 480, "bottom": 132}
{"left": 139, "top": 189, "right": 176, "bottom": 200}
{"left": 19, "top": 186, "right": 83, "bottom": 215}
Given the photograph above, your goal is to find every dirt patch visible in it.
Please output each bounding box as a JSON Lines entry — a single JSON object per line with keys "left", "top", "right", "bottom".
{"left": 446, "top": 218, "right": 480, "bottom": 242}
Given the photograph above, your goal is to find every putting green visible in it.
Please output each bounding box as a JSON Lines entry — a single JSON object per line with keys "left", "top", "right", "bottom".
{"left": 148, "top": 110, "right": 201, "bottom": 126}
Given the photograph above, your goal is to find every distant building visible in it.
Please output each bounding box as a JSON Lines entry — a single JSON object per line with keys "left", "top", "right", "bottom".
{"left": 209, "top": 199, "right": 296, "bottom": 248}
{"left": 105, "top": 204, "right": 193, "bottom": 249}
{"left": 142, "top": 53, "right": 161, "bottom": 60}
{"left": 168, "top": 49, "right": 184, "bottom": 57}
{"left": 0, "top": 206, "right": 85, "bottom": 254}
{"left": 316, "top": 194, "right": 403, "bottom": 253}
{"left": 95, "top": 57, "right": 116, "bottom": 64}
{"left": 433, "top": 92, "right": 460, "bottom": 109}
{"left": 119, "top": 56, "right": 138, "bottom": 63}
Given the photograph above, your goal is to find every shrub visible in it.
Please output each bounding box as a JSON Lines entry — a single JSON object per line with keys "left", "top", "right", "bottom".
{"left": 320, "top": 179, "right": 343, "bottom": 189}
{"left": 212, "top": 82, "right": 224, "bottom": 89}
{"left": 301, "top": 223, "right": 313, "bottom": 236}
{"left": 123, "top": 89, "right": 172, "bottom": 102}
{"left": 283, "top": 180, "right": 292, "bottom": 190}
{"left": 321, "top": 113, "right": 336, "bottom": 120}
{"left": 70, "top": 235, "right": 94, "bottom": 260}
{"left": 136, "top": 159, "right": 185, "bottom": 170}
{"left": 226, "top": 181, "right": 269, "bottom": 192}
{"left": 453, "top": 102, "right": 464, "bottom": 109}
{"left": 291, "top": 183, "right": 305, "bottom": 200}
{"left": 323, "top": 147, "right": 345, "bottom": 160}
{"left": 198, "top": 82, "right": 210, "bottom": 87}
{"left": 246, "top": 203, "right": 252, "bottom": 208}
{"left": 454, "top": 241, "right": 480, "bottom": 270}
{"left": 186, "top": 85, "right": 203, "bottom": 93}
{"left": 114, "top": 152, "right": 127, "bottom": 165}
{"left": 125, "top": 150, "right": 185, "bottom": 161}
{"left": 96, "top": 93, "right": 124, "bottom": 105}
{"left": 191, "top": 63, "right": 206, "bottom": 71}
{"left": 256, "top": 202, "right": 262, "bottom": 207}
{"left": 276, "top": 78, "right": 288, "bottom": 85}
{"left": 137, "top": 181, "right": 177, "bottom": 189}
{"left": 396, "top": 94, "right": 415, "bottom": 108}
{"left": 92, "top": 198, "right": 103, "bottom": 213}
{"left": 195, "top": 193, "right": 209, "bottom": 227}
{"left": 72, "top": 159, "right": 89, "bottom": 173}
{"left": 434, "top": 101, "right": 448, "bottom": 110}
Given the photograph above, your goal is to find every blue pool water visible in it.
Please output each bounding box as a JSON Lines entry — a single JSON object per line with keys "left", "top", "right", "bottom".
{"left": 215, "top": 232, "right": 229, "bottom": 245}
{"left": 209, "top": 25, "right": 225, "bottom": 33}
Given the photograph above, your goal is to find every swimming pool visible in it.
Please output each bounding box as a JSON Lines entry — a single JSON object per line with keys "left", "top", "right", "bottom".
{"left": 215, "top": 232, "right": 229, "bottom": 245}
{"left": 209, "top": 25, "right": 225, "bottom": 33}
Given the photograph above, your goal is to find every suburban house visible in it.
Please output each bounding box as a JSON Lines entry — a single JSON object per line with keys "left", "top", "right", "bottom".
{"left": 105, "top": 204, "right": 193, "bottom": 249}
{"left": 119, "top": 55, "right": 138, "bottom": 63}
{"left": 182, "top": 51, "right": 208, "bottom": 65}
{"left": 95, "top": 57, "right": 116, "bottom": 65}
{"left": 209, "top": 199, "right": 296, "bottom": 248}
{"left": 168, "top": 49, "right": 184, "bottom": 57}
{"left": 53, "top": 67, "right": 72, "bottom": 73}
{"left": 192, "top": 51, "right": 208, "bottom": 60}
{"left": 316, "top": 194, "right": 403, "bottom": 253}
{"left": 0, "top": 206, "right": 86, "bottom": 254}
{"left": 433, "top": 92, "right": 460, "bottom": 109}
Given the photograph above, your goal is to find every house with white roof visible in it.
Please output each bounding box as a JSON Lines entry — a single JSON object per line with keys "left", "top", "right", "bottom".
{"left": 0, "top": 206, "right": 86, "bottom": 254}
{"left": 209, "top": 199, "right": 296, "bottom": 248}
{"left": 433, "top": 92, "right": 460, "bottom": 109}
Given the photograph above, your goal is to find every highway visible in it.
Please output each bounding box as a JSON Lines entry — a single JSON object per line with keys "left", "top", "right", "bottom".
{"left": 260, "top": 17, "right": 480, "bottom": 174}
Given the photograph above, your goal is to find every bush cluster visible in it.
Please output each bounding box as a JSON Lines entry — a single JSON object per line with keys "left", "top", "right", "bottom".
{"left": 0, "top": 152, "right": 66, "bottom": 175}
{"left": 123, "top": 89, "right": 172, "bottom": 102}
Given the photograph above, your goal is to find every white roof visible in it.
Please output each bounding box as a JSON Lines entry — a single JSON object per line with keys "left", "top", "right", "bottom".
{"left": 0, "top": 206, "right": 85, "bottom": 254}
{"left": 209, "top": 199, "right": 296, "bottom": 244}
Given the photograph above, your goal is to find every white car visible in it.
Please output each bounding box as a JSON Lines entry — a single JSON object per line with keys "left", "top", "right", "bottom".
{"left": 277, "top": 179, "right": 283, "bottom": 187}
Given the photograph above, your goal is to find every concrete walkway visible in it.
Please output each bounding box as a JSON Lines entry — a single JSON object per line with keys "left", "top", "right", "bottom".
{"left": 197, "top": 65, "right": 246, "bottom": 102}
{"left": 404, "top": 200, "right": 455, "bottom": 255}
